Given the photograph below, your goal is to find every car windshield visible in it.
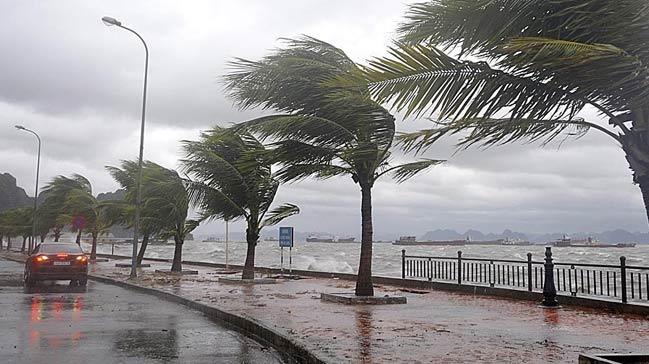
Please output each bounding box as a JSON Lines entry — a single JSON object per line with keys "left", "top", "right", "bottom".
{"left": 39, "top": 244, "right": 83, "bottom": 254}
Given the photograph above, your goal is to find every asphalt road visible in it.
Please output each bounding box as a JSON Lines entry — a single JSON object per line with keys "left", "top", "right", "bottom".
{"left": 0, "top": 259, "right": 285, "bottom": 364}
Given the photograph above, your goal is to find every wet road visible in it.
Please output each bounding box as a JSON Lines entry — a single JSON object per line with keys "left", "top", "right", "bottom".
{"left": 0, "top": 259, "right": 284, "bottom": 364}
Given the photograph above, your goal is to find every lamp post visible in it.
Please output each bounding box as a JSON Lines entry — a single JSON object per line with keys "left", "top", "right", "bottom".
{"left": 102, "top": 16, "right": 149, "bottom": 278}
{"left": 15, "top": 125, "right": 41, "bottom": 254}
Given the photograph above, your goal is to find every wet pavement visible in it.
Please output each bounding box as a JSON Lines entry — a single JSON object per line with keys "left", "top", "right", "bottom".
{"left": 0, "top": 258, "right": 284, "bottom": 364}
{"left": 3, "top": 251, "right": 649, "bottom": 363}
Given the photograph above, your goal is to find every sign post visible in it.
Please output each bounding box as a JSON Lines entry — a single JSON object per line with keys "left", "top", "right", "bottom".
{"left": 279, "top": 227, "right": 294, "bottom": 277}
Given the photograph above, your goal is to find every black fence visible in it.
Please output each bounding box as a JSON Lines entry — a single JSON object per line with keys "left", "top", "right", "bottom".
{"left": 401, "top": 247, "right": 649, "bottom": 305}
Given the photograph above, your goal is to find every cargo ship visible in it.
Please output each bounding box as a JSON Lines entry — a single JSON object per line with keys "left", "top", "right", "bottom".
{"left": 552, "top": 235, "right": 636, "bottom": 248}
{"left": 392, "top": 236, "right": 466, "bottom": 246}
{"left": 306, "top": 236, "right": 356, "bottom": 243}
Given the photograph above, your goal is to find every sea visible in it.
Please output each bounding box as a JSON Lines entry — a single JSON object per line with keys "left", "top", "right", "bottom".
{"left": 84, "top": 239, "right": 649, "bottom": 276}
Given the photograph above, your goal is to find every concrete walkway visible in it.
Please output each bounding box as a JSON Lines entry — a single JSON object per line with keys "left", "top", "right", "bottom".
{"left": 4, "top": 251, "right": 648, "bottom": 363}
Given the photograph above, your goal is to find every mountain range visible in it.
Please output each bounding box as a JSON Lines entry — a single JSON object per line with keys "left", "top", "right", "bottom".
{"left": 0, "top": 173, "right": 34, "bottom": 212}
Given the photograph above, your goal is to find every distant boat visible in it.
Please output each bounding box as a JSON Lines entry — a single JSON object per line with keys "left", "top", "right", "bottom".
{"left": 306, "top": 235, "right": 335, "bottom": 243}
{"left": 202, "top": 237, "right": 224, "bottom": 242}
{"left": 337, "top": 237, "right": 356, "bottom": 243}
{"left": 499, "top": 238, "right": 532, "bottom": 246}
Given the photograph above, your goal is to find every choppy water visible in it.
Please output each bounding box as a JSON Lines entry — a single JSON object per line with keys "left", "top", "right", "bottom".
{"left": 86, "top": 240, "right": 649, "bottom": 277}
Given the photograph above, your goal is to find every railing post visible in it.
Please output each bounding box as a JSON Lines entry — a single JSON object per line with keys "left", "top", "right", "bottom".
{"left": 527, "top": 252, "right": 533, "bottom": 292}
{"left": 489, "top": 260, "right": 494, "bottom": 287}
{"left": 457, "top": 251, "right": 462, "bottom": 285}
{"left": 401, "top": 249, "right": 406, "bottom": 280}
{"left": 542, "top": 247, "right": 559, "bottom": 307}
{"left": 111, "top": 243, "right": 115, "bottom": 255}
{"left": 620, "top": 256, "right": 627, "bottom": 303}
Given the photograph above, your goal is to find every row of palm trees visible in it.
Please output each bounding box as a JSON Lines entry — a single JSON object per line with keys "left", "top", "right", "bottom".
{"left": 0, "top": 163, "right": 197, "bottom": 272}
{"left": 4, "top": 1, "right": 646, "bottom": 298}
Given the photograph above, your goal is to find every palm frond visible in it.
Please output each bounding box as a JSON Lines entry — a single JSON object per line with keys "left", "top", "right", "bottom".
{"left": 235, "top": 114, "right": 357, "bottom": 147}
{"left": 398, "top": 0, "right": 649, "bottom": 62}
{"left": 363, "top": 43, "right": 585, "bottom": 120}
{"left": 275, "top": 163, "right": 353, "bottom": 183}
{"left": 378, "top": 159, "right": 445, "bottom": 183}
{"left": 397, "top": 117, "right": 607, "bottom": 152}
{"left": 261, "top": 203, "right": 300, "bottom": 227}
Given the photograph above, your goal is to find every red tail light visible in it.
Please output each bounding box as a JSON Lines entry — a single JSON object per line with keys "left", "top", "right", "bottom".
{"left": 56, "top": 253, "right": 68, "bottom": 258}
{"left": 35, "top": 255, "right": 49, "bottom": 263}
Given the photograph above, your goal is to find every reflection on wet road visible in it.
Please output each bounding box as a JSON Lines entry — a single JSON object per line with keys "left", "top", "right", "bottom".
{"left": 0, "top": 259, "right": 284, "bottom": 363}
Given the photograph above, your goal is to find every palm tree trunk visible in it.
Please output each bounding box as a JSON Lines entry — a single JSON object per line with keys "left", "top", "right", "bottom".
{"left": 137, "top": 234, "right": 150, "bottom": 266}
{"left": 242, "top": 224, "right": 259, "bottom": 279}
{"left": 21, "top": 236, "right": 27, "bottom": 253}
{"left": 171, "top": 235, "right": 183, "bottom": 272}
{"left": 90, "top": 233, "right": 98, "bottom": 260}
{"left": 355, "top": 186, "right": 374, "bottom": 296}
{"left": 40, "top": 233, "right": 46, "bottom": 243}
{"left": 54, "top": 228, "right": 61, "bottom": 242}
{"left": 638, "top": 175, "right": 649, "bottom": 225}
{"left": 0, "top": 235, "right": 3, "bottom": 249}
{"left": 7, "top": 236, "right": 11, "bottom": 251}
{"left": 621, "top": 132, "right": 649, "bottom": 224}
{"left": 75, "top": 230, "right": 82, "bottom": 246}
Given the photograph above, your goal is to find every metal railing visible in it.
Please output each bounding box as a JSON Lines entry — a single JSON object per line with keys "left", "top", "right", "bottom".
{"left": 401, "top": 247, "right": 649, "bottom": 305}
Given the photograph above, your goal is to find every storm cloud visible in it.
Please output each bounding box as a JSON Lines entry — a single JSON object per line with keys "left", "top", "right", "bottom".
{"left": 1, "top": 0, "right": 645, "bottom": 237}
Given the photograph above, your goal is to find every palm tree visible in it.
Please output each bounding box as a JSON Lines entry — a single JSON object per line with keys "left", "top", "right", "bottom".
{"left": 136, "top": 163, "right": 198, "bottom": 272}
{"left": 224, "top": 37, "right": 443, "bottom": 296}
{"left": 36, "top": 192, "right": 65, "bottom": 242}
{"left": 106, "top": 161, "right": 170, "bottom": 265}
{"left": 359, "top": 0, "right": 649, "bottom": 224}
{"left": 60, "top": 188, "right": 113, "bottom": 260}
{"left": 42, "top": 175, "right": 93, "bottom": 245}
{"left": 12, "top": 208, "right": 33, "bottom": 253}
{"left": 43, "top": 174, "right": 115, "bottom": 259}
{"left": 182, "top": 127, "right": 300, "bottom": 279}
{"left": 0, "top": 208, "right": 30, "bottom": 252}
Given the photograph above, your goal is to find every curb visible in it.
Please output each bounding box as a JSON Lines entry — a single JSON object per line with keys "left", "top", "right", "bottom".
{"left": 87, "top": 274, "right": 327, "bottom": 364}
{"left": 0, "top": 253, "right": 326, "bottom": 364}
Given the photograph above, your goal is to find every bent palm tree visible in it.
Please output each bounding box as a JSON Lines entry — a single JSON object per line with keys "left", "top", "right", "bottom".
{"left": 60, "top": 187, "right": 113, "bottom": 260}
{"left": 225, "top": 37, "right": 443, "bottom": 296}
{"left": 138, "top": 164, "right": 197, "bottom": 272}
{"left": 106, "top": 161, "right": 170, "bottom": 265}
{"left": 0, "top": 209, "right": 22, "bottom": 251}
{"left": 8, "top": 208, "right": 32, "bottom": 253}
{"left": 182, "top": 127, "right": 299, "bottom": 279}
{"left": 41, "top": 175, "right": 93, "bottom": 245}
{"left": 361, "top": 0, "right": 649, "bottom": 224}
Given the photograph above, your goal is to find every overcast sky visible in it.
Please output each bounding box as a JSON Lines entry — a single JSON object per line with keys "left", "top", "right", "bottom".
{"left": 1, "top": 0, "right": 646, "bottom": 237}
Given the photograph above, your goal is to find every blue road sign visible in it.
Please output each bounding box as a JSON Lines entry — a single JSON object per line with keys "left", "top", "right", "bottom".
{"left": 279, "top": 227, "right": 294, "bottom": 248}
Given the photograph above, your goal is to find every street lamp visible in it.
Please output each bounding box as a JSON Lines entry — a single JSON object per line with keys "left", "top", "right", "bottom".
{"left": 102, "top": 16, "right": 149, "bottom": 278}
{"left": 15, "top": 125, "right": 41, "bottom": 254}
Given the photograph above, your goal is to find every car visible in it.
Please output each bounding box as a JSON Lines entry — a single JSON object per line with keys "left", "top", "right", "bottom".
{"left": 24, "top": 243, "right": 89, "bottom": 287}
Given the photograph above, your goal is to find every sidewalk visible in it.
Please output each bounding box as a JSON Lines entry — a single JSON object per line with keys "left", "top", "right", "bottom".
{"left": 4, "top": 251, "right": 649, "bottom": 363}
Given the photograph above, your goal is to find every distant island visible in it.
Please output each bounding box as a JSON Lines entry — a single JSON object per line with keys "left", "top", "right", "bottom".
{"left": 0, "top": 173, "right": 36, "bottom": 212}
{"left": 3, "top": 172, "right": 648, "bottom": 244}
{"left": 419, "top": 228, "right": 649, "bottom": 244}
